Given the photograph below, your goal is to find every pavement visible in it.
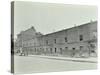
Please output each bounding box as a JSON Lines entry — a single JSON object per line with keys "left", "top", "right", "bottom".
{"left": 28, "top": 55, "right": 97, "bottom": 63}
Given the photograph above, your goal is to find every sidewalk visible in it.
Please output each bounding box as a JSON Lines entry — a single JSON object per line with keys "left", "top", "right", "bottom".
{"left": 29, "top": 55, "right": 97, "bottom": 63}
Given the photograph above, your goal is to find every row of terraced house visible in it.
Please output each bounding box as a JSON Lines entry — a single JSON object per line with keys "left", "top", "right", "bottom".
{"left": 14, "top": 21, "right": 97, "bottom": 57}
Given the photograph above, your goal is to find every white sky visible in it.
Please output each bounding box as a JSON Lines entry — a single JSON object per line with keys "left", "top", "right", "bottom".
{"left": 14, "top": 1, "right": 97, "bottom": 39}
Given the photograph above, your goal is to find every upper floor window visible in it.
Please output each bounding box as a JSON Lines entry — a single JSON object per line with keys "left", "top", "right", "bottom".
{"left": 72, "top": 48, "right": 75, "bottom": 50}
{"left": 65, "top": 47, "right": 68, "bottom": 50}
{"left": 80, "top": 46, "right": 83, "bottom": 50}
{"left": 30, "top": 43, "right": 31, "bottom": 45}
{"left": 35, "top": 48, "right": 36, "bottom": 52}
{"left": 46, "top": 40, "right": 48, "bottom": 45}
{"left": 65, "top": 37, "right": 68, "bottom": 42}
{"left": 60, "top": 48, "right": 62, "bottom": 50}
{"left": 79, "top": 35, "right": 83, "bottom": 41}
{"left": 54, "top": 39, "right": 56, "bottom": 44}
{"left": 50, "top": 48, "right": 52, "bottom": 53}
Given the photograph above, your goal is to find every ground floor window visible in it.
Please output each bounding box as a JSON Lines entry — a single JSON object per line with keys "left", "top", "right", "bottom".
{"left": 55, "top": 48, "right": 57, "bottom": 53}
{"left": 65, "top": 47, "right": 68, "bottom": 50}
{"left": 35, "top": 48, "right": 36, "bottom": 52}
{"left": 46, "top": 48, "right": 48, "bottom": 51}
{"left": 60, "top": 48, "right": 62, "bottom": 54}
{"left": 71, "top": 48, "right": 75, "bottom": 57}
{"left": 91, "top": 50, "right": 95, "bottom": 53}
{"left": 80, "top": 46, "right": 83, "bottom": 50}
{"left": 50, "top": 48, "right": 52, "bottom": 53}
{"left": 72, "top": 48, "right": 75, "bottom": 50}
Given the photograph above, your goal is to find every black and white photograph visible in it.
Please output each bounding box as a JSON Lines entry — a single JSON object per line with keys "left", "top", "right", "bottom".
{"left": 11, "top": 1, "right": 97, "bottom": 74}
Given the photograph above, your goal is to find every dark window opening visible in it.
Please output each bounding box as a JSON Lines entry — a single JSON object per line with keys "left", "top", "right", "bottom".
{"left": 65, "top": 47, "right": 68, "bottom": 50}
{"left": 60, "top": 48, "right": 62, "bottom": 50}
{"left": 55, "top": 48, "right": 57, "bottom": 53}
{"left": 65, "top": 37, "right": 68, "bottom": 42}
{"left": 54, "top": 39, "right": 56, "bottom": 44}
{"left": 80, "top": 35, "right": 83, "bottom": 41}
{"left": 91, "top": 50, "right": 95, "bottom": 53}
{"left": 72, "top": 48, "right": 75, "bottom": 50}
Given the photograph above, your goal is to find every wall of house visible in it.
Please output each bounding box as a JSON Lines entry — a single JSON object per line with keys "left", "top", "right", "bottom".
{"left": 14, "top": 21, "right": 97, "bottom": 57}
{"left": 35, "top": 21, "right": 97, "bottom": 57}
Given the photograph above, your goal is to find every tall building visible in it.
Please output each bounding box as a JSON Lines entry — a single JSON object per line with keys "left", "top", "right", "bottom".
{"left": 15, "top": 21, "right": 97, "bottom": 57}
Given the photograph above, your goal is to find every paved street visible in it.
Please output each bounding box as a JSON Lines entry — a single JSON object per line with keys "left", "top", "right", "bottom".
{"left": 14, "top": 55, "right": 97, "bottom": 74}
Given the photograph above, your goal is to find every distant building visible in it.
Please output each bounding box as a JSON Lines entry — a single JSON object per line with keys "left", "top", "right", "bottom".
{"left": 14, "top": 21, "right": 97, "bottom": 57}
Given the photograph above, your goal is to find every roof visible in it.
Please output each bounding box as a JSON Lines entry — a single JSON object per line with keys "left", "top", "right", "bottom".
{"left": 43, "top": 21, "right": 97, "bottom": 37}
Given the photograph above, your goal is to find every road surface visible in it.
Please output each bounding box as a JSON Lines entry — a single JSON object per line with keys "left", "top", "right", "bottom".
{"left": 14, "top": 55, "right": 97, "bottom": 74}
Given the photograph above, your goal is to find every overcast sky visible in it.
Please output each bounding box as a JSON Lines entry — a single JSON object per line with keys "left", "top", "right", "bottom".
{"left": 14, "top": 1, "right": 97, "bottom": 38}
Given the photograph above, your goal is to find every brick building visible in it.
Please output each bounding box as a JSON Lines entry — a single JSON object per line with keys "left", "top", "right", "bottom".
{"left": 15, "top": 21, "right": 97, "bottom": 57}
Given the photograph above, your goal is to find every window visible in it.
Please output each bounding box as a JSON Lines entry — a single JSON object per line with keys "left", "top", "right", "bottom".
{"left": 50, "top": 48, "right": 52, "bottom": 53}
{"left": 72, "top": 48, "right": 75, "bottom": 50}
{"left": 35, "top": 48, "right": 36, "bottom": 52}
{"left": 80, "top": 46, "right": 83, "bottom": 50}
{"left": 54, "top": 39, "right": 56, "bottom": 43}
{"left": 60, "top": 48, "right": 62, "bottom": 50}
{"left": 55, "top": 48, "right": 57, "bottom": 53}
{"left": 91, "top": 50, "right": 95, "bottom": 53}
{"left": 30, "top": 43, "right": 31, "bottom": 45}
{"left": 65, "top": 47, "right": 68, "bottom": 50}
{"left": 46, "top": 40, "right": 48, "bottom": 45}
{"left": 60, "top": 48, "right": 62, "bottom": 54}
{"left": 65, "top": 37, "right": 68, "bottom": 42}
{"left": 46, "top": 48, "right": 48, "bottom": 50}
{"left": 23, "top": 44, "right": 25, "bottom": 46}
{"left": 79, "top": 35, "right": 83, "bottom": 41}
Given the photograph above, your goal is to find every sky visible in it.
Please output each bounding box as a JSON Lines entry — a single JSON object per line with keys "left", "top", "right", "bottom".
{"left": 14, "top": 1, "right": 97, "bottom": 39}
